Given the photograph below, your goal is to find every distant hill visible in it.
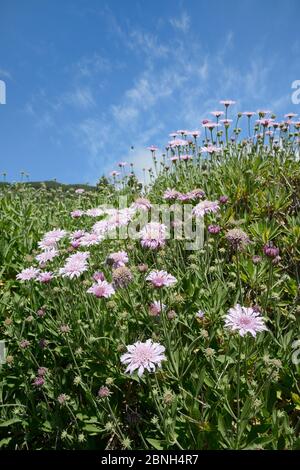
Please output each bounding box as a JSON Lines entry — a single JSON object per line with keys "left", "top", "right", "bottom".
{"left": 0, "top": 180, "right": 97, "bottom": 191}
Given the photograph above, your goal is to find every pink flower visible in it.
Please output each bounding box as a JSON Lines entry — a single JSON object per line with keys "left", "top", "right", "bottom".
{"left": 110, "top": 171, "right": 120, "bottom": 177}
{"left": 192, "top": 200, "right": 220, "bottom": 218}
{"left": 149, "top": 300, "right": 166, "bottom": 316}
{"left": 70, "top": 210, "right": 84, "bottom": 218}
{"left": 211, "top": 111, "right": 224, "bottom": 117}
{"left": 37, "top": 271, "right": 54, "bottom": 283}
{"left": 208, "top": 224, "right": 221, "bottom": 234}
{"left": 186, "top": 188, "right": 205, "bottom": 200}
{"left": 163, "top": 188, "right": 180, "bottom": 200}
{"left": 242, "top": 111, "right": 256, "bottom": 117}
{"left": 35, "top": 248, "right": 59, "bottom": 265}
{"left": 70, "top": 230, "right": 85, "bottom": 240}
{"left": 59, "top": 252, "right": 89, "bottom": 279}
{"left": 224, "top": 304, "right": 268, "bottom": 337}
{"left": 87, "top": 280, "right": 115, "bottom": 298}
{"left": 284, "top": 113, "right": 297, "bottom": 119}
{"left": 98, "top": 386, "right": 111, "bottom": 398}
{"left": 118, "top": 161, "right": 128, "bottom": 167}
{"left": 120, "top": 339, "right": 166, "bottom": 376}
{"left": 92, "top": 220, "right": 109, "bottom": 236}
{"left": 79, "top": 232, "right": 102, "bottom": 247}
{"left": 33, "top": 377, "right": 45, "bottom": 387}
{"left": 132, "top": 198, "right": 152, "bottom": 211}
{"left": 179, "top": 154, "right": 193, "bottom": 161}
{"left": 16, "top": 267, "right": 40, "bottom": 281}
{"left": 146, "top": 270, "right": 177, "bottom": 288}
{"left": 220, "top": 100, "right": 236, "bottom": 106}
{"left": 202, "top": 121, "right": 219, "bottom": 129}
{"left": 75, "top": 188, "right": 85, "bottom": 194}
{"left": 168, "top": 139, "right": 187, "bottom": 148}
{"left": 201, "top": 145, "right": 222, "bottom": 154}
{"left": 147, "top": 145, "right": 159, "bottom": 152}
{"left": 43, "top": 229, "right": 67, "bottom": 241}
{"left": 140, "top": 222, "right": 167, "bottom": 250}
{"left": 85, "top": 208, "right": 104, "bottom": 217}
{"left": 196, "top": 310, "right": 205, "bottom": 319}
{"left": 106, "top": 208, "right": 135, "bottom": 228}
{"left": 107, "top": 250, "right": 129, "bottom": 269}
{"left": 38, "top": 237, "right": 57, "bottom": 250}
{"left": 93, "top": 271, "right": 105, "bottom": 282}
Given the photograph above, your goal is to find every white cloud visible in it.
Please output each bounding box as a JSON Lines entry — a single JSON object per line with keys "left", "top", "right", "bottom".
{"left": 170, "top": 12, "right": 190, "bottom": 32}
{"left": 63, "top": 87, "right": 95, "bottom": 109}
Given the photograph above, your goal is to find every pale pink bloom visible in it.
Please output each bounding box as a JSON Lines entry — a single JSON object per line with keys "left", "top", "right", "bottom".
{"left": 118, "top": 161, "right": 128, "bottom": 167}
{"left": 192, "top": 200, "right": 220, "bottom": 217}
{"left": 220, "top": 119, "right": 233, "bottom": 125}
{"left": 37, "top": 271, "right": 54, "bottom": 283}
{"left": 202, "top": 121, "right": 219, "bottom": 129}
{"left": 140, "top": 222, "right": 167, "bottom": 250}
{"left": 75, "top": 188, "right": 85, "bottom": 194}
{"left": 147, "top": 145, "right": 159, "bottom": 152}
{"left": 43, "top": 229, "right": 67, "bottom": 241}
{"left": 85, "top": 208, "right": 104, "bottom": 217}
{"left": 79, "top": 232, "right": 102, "bottom": 247}
{"left": 284, "top": 113, "right": 297, "bottom": 119}
{"left": 149, "top": 300, "right": 166, "bottom": 316}
{"left": 132, "top": 198, "right": 152, "bottom": 211}
{"left": 168, "top": 139, "right": 187, "bottom": 148}
{"left": 196, "top": 310, "right": 205, "bottom": 319}
{"left": 106, "top": 208, "right": 135, "bottom": 228}
{"left": 179, "top": 154, "right": 193, "bottom": 161}
{"left": 110, "top": 171, "right": 120, "bottom": 177}
{"left": 170, "top": 155, "right": 179, "bottom": 162}
{"left": 201, "top": 145, "right": 222, "bottom": 154}
{"left": 70, "top": 230, "right": 85, "bottom": 240}
{"left": 120, "top": 339, "right": 166, "bottom": 376}
{"left": 35, "top": 248, "right": 59, "bottom": 265}
{"left": 16, "top": 267, "right": 40, "bottom": 281}
{"left": 224, "top": 304, "right": 268, "bottom": 337}
{"left": 186, "top": 188, "right": 205, "bottom": 200}
{"left": 163, "top": 188, "right": 180, "bottom": 200}
{"left": 107, "top": 250, "right": 129, "bottom": 268}
{"left": 59, "top": 252, "right": 89, "bottom": 279}
{"left": 92, "top": 220, "right": 109, "bottom": 237}
{"left": 87, "top": 280, "right": 115, "bottom": 298}
{"left": 257, "top": 109, "right": 271, "bottom": 116}
{"left": 211, "top": 111, "right": 224, "bottom": 117}
{"left": 70, "top": 210, "right": 84, "bottom": 218}
{"left": 242, "top": 111, "right": 256, "bottom": 117}
{"left": 38, "top": 237, "right": 57, "bottom": 250}
{"left": 220, "top": 100, "right": 236, "bottom": 106}
{"left": 146, "top": 270, "right": 177, "bottom": 288}
{"left": 185, "top": 130, "right": 200, "bottom": 137}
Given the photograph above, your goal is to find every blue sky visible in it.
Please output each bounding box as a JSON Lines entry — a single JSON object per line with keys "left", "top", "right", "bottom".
{"left": 0, "top": 0, "right": 300, "bottom": 184}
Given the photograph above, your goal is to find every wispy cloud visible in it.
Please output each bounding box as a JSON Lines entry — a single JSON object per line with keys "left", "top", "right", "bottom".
{"left": 170, "top": 12, "right": 190, "bottom": 32}
{"left": 0, "top": 68, "right": 11, "bottom": 79}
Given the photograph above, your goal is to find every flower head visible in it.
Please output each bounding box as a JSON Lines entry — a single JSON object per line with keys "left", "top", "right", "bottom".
{"left": 37, "top": 271, "right": 54, "bottom": 283}
{"left": 192, "top": 200, "right": 220, "bottom": 218}
{"left": 149, "top": 300, "right": 166, "bottom": 316}
{"left": 132, "top": 198, "right": 152, "bottom": 211}
{"left": 107, "top": 250, "right": 129, "bottom": 269}
{"left": 87, "top": 280, "right": 115, "bottom": 298}
{"left": 16, "top": 267, "right": 40, "bottom": 281}
{"left": 112, "top": 266, "right": 133, "bottom": 288}
{"left": 59, "top": 252, "right": 89, "bottom": 279}
{"left": 224, "top": 304, "right": 268, "bottom": 337}
{"left": 225, "top": 228, "right": 250, "bottom": 250}
{"left": 121, "top": 339, "right": 166, "bottom": 377}
{"left": 263, "top": 242, "right": 279, "bottom": 258}
{"left": 35, "top": 248, "right": 59, "bottom": 265}
{"left": 146, "top": 270, "right": 177, "bottom": 288}
{"left": 140, "top": 222, "right": 167, "bottom": 250}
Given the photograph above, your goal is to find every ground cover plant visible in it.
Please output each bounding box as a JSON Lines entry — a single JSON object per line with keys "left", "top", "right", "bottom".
{"left": 0, "top": 103, "right": 300, "bottom": 450}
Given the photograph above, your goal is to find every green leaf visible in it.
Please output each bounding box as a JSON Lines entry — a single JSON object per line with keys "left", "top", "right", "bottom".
{"left": 146, "top": 438, "right": 164, "bottom": 450}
